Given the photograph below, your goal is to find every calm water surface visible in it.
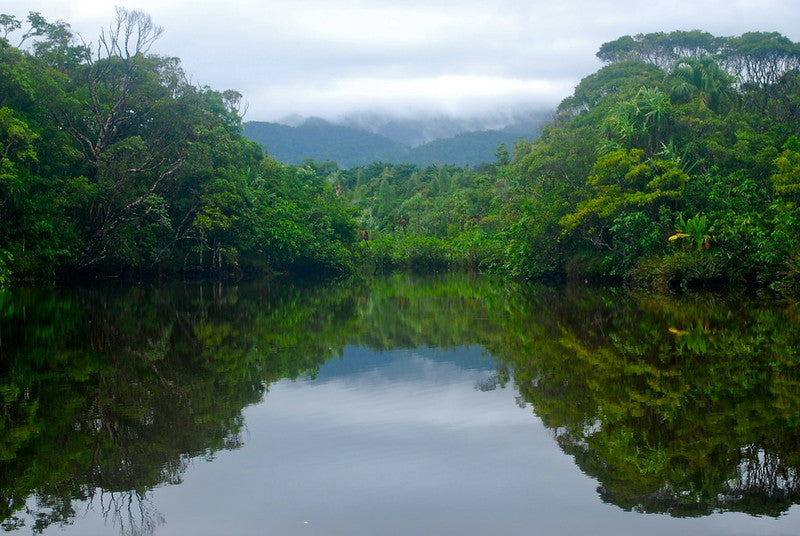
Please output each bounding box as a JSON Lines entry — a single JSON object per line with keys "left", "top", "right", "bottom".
{"left": 1, "top": 274, "right": 800, "bottom": 535}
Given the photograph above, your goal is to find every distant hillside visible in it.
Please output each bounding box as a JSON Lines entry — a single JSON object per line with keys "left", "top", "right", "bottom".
{"left": 243, "top": 119, "right": 406, "bottom": 168}
{"left": 243, "top": 114, "right": 546, "bottom": 168}
{"left": 405, "top": 130, "right": 524, "bottom": 167}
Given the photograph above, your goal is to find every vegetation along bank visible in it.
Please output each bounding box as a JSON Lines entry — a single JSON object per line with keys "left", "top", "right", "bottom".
{"left": 1, "top": 12, "right": 799, "bottom": 294}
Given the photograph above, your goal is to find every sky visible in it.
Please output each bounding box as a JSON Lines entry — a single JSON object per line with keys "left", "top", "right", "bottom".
{"left": 5, "top": 0, "right": 800, "bottom": 122}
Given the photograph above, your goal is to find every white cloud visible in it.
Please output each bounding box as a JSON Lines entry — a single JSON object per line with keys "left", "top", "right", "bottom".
{"left": 3, "top": 0, "right": 800, "bottom": 120}
{"left": 246, "top": 74, "right": 573, "bottom": 119}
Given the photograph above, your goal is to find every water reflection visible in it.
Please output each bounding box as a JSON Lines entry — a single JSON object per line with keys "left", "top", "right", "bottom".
{"left": 0, "top": 274, "right": 799, "bottom": 534}
{"left": 490, "top": 288, "right": 800, "bottom": 518}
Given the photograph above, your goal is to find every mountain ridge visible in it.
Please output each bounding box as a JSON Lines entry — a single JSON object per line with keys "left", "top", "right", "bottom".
{"left": 243, "top": 111, "right": 550, "bottom": 168}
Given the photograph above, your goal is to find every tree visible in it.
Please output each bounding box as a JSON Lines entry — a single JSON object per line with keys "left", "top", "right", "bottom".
{"left": 596, "top": 30, "right": 800, "bottom": 90}
{"left": 596, "top": 31, "right": 720, "bottom": 71}
{"left": 772, "top": 136, "right": 800, "bottom": 205}
{"left": 494, "top": 143, "right": 510, "bottom": 166}
{"left": 11, "top": 11, "right": 88, "bottom": 70}
{"left": 669, "top": 56, "right": 736, "bottom": 113}
{"left": 558, "top": 149, "right": 687, "bottom": 276}
{"left": 557, "top": 61, "right": 664, "bottom": 115}
{"left": 721, "top": 32, "right": 800, "bottom": 88}
{"left": 602, "top": 87, "right": 672, "bottom": 155}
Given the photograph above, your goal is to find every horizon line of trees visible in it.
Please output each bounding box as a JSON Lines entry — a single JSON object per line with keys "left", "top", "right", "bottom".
{"left": 595, "top": 29, "right": 800, "bottom": 88}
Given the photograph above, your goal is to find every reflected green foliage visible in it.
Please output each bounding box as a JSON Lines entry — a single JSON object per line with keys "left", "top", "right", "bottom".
{"left": 0, "top": 280, "right": 355, "bottom": 532}
{"left": 2, "top": 276, "right": 800, "bottom": 531}
{"left": 490, "top": 288, "right": 800, "bottom": 517}
{"left": 0, "top": 273, "right": 504, "bottom": 532}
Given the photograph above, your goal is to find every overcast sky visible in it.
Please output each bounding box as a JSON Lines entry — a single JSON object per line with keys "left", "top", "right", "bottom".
{"left": 5, "top": 1, "right": 800, "bottom": 121}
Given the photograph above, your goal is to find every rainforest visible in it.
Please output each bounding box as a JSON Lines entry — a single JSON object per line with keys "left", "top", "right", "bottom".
{"left": 3, "top": 9, "right": 800, "bottom": 536}
{"left": 0, "top": 12, "right": 798, "bottom": 294}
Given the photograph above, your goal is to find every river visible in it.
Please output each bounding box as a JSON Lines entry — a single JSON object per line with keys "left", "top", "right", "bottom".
{"left": 1, "top": 273, "right": 799, "bottom": 535}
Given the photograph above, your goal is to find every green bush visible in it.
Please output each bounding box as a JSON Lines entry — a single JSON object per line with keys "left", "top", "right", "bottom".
{"left": 632, "top": 250, "right": 730, "bottom": 291}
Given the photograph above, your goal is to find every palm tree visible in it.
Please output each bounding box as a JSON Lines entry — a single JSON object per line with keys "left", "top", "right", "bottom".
{"left": 669, "top": 57, "right": 736, "bottom": 113}
{"left": 602, "top": 87, "right": 671, "bottom": 155}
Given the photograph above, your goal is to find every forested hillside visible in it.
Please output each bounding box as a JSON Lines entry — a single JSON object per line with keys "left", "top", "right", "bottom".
{"left": 243, "top": 119, "right": 407, "bottom": 168}
{"left": 243, "top": 118, "right": 536, "bottom": 167}
{"left": 1, "top": 13, "right": 799, "bottom": 295}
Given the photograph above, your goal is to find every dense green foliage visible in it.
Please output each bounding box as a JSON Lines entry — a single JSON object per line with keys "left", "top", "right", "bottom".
{"left": 501, "top": 30, "right": 800, "bottom": 291}
{"left": 333, "top": 161, "right": 510, "bottom": 271}
{"left": 0, "top": 10, "right": 359, "bottom": 281}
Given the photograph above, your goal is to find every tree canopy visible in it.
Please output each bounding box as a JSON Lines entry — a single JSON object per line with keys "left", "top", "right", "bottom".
{"left": 0, "top": 9, "right": 359, "bottom": 281}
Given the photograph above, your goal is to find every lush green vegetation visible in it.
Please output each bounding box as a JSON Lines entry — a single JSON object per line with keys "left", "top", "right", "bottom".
{"left": 0, "top": 9, "right": 359, "bottom": 281}
{"left": 503, "top": 31, "right": 800, "bottom": 292}
{"left": 328, "top": 30, "right": 800, "bottom": 294}
{"left": 1, "top": 13, "right": 799, "bottom": 295}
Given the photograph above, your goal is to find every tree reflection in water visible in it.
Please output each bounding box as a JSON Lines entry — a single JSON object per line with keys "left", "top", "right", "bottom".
{"left": 494, "top": 287, "right": 800, "bottom": 517}
{"left": 1, "top": 274, "right": 799, "bottom": 532}
{"left": 95, "top": 490, "right": 164, "bottom": 536}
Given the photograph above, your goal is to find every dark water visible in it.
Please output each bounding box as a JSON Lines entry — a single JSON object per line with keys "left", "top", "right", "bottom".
{"left": 2, "top": 273, "right": 800, "bottom": 535}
